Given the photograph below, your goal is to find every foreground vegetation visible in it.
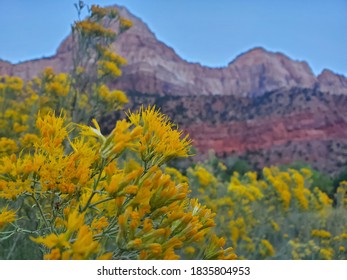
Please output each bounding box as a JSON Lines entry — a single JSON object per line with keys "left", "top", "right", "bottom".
{"left": 1, "top": 3, "right": 347, "bottom": 260}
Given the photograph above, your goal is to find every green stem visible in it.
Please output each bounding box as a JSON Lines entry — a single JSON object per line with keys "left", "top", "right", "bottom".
{"left": 81, "top": 159, "right": 106, "bottom": 212}
{"left": 0, "top": 232, "right": 15, "bottom": 242}
{"left": 30, "top": 194, "right": 51, "bottom": 233}
{"left": 88, "top": 197, "right": 115, "bottom": 209}
{"left": 16, "top": 227, "right": 42, "bottom": 234}
{"left": 93, "top": 228, "right": 118, "bottom": 240}
{"left": 80, "top": 191, "right": 98, "bottom": 212}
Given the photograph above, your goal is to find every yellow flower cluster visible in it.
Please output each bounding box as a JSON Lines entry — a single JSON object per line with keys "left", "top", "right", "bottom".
{"left": 312, "top": 229, "right": 331, "bottom": 239}
{"left": 0, "top": 76, "right": 23, "bottom": 91}
{"left": 97, "top": 48, "right": 127, "bottom": 79}
{"left": 259, "top": 239, "right": 275, "bottom": 258}
{"left": 0, "top": 76, "right": 37, "bottom": 139}
{"left": 42, "top": 68, "right": 70, "bottom": 97}
{"left": 90, "top": 5, "right": 109, "bottom": 18}
{"left": 0, "top": 206, "right": 16, "bottom": 229}
{"left": 188, "top": 162, "right": 347, "bottom": 260}
{"left": 30, "top": 209, "right": 108, "bottom": 260}
{"left": 0, "top": 110, "right": 234, "bottom": 260}
{"left": 128, "top": 106, "right": 192, "bottom": 166}
{"left": 97, "top": 85, "right": 128, "bottom": 111}
{"left": 75, "top": 20, "right": 116, "bottom": 39}
{"left": 190, "top": 166, "right": 218, "bottom": 187}
{"left": 0, "top": 137, "right": 18, "bottom": 155}
{"left": 119, "top": 17, "right": 133, "bottom": 31}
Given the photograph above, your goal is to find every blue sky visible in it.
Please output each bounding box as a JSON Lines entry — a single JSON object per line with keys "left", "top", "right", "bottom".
{"left": 1, "top": 0, "right": 346, "bottom": 76}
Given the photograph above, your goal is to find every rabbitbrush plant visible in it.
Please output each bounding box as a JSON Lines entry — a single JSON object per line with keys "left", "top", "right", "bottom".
{"left": 187, "top": 159, "right": 347, "bottom": 260}
{"left": 0, "top": 3, "right": 235, "bottom": 260}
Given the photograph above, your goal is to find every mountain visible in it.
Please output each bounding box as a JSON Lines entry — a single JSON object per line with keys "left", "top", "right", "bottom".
{"left": 1, "top": 5, "right": 347, "bottom": 174}
{"left": 2, "top": 6, "right": 347, "bottom": 97}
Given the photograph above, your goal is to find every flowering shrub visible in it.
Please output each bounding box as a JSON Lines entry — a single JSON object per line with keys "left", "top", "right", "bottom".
{"left": 0, "top": 4, "right": 235, "bottom": 260}
{"left": 0, "top": 109, "right": 235, "bottom": 260}
{"left": 187, "top": 161, "right": 347, "bottom": 260}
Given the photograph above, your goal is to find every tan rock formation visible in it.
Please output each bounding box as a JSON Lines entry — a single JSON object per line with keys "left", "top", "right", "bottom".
{"left": 318, "top": 69, "right": 347, "bottom": 95}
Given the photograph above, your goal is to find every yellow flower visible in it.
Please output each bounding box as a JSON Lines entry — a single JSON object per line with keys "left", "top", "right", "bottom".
{"left": 36, "top": 112, "right": 68, "bottom": 153}
{"left": 3, "top": 76, "right": 24, "bottom": 91}
{"left": 0, "top": 154, "right": 33, "bottom": 200}
{"left": 20, "top": 133, "right": 40, "bottom": 148}
{"left": 165, "top": 167, "right": 188, "bottom": 183}
{"left": 319, "top": 248, "right": 334, "bottom": 260}
{"left": 147, "top": 243, "right": 162, "bottom": 255}
{"left": 0, "top": 207, "right": 16, "bottom": 229}
{"left": 66, "top": 209, "right": 85, "bottom": 232}
{"left": 229, "top": 217, "right": 246, "bottom": 246}
{"left": 260, "top": 239, "right": 275, "bottom": 257}
{"left": 163, "top": 248, "right": 180, "bottom": 260}
{"left": 91, "top": 216, "right": 109, "bottom": 234}
{"left": 70, "top": 225, "right": 100, "bottom": 259}
{"left": 203, "top": 234, "right": 236, "bottom": 260}
{"left": 98, "top": 60, "right": 122, "bottom": 78}
{"left": 90, "top": 5, "right": 108, "bottom": 18}
{"left": 98, "top": 84, "right": 128, "bottom": 107}
{"left": 193, "top": 166, "right": 217, "bottom": 186}
{"left": 13, "top": 122, "right": 28, "bottom": 133}
{"left": 105, "top": 173, "right": 124, "bottom": 194}
{"left": 300, "top": 168, "right": 312, "bottom": 178}
{"left": 75, "top": 20, "right": 115, "bottom": 39}
{"left": 0, "top": 137, "right": 18, "bottom": 155}
{"left": 44, "top": 248, "right": 61, "bottom": 260}
{"left": 30, "top": 233, "right": 69, "bottom": 249}
{"left": 271, "top": 220, "right": 280, "bottom": 232}
{"left": 128, "top": 106, "right": 191, "bottom": 165}
{"left": 127, "top": 238, "right": 142, "bottom": 250}
{"left": 101, "top": 49, "right": 127, "bottom": 66}
{"left": 120, "top": 17, "right": 133, "bottom": 31}
{"left": 314, "top": 187, "right": 332, "bottom": 206}
{"left": 123, "top": 185, "right": 138, "bottom": 195}
{"left": 184, "top": 246, "right": 196, "bottom": 255}
{"left": 311, "top": 229, "right": 331, "bottom": 239}
{"left": 339, "top": 233, "right": 347, "bottom": 239}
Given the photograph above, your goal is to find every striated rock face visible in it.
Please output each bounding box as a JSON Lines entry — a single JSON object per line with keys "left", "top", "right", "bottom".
{"left": 1, "top": 5, "right": 347, "bottom": 173}
{"left": 114, "top": 88, "right": 347, "bottom": 174}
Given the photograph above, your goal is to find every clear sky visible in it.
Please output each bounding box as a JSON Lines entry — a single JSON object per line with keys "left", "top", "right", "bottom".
{"left": 1, "top": 0, "right": 346, "bottom": 76}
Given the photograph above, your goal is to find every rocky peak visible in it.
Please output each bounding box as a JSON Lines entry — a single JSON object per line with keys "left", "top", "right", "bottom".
{"left": 317, "top": 69, "right": 347, "bottom": 95}
{"left": 56, "top": 5, "right": 157, "bottom": 56}
{"left": 224, "top": 47, "right": 317, "bottom": 97}
{"left": 1, "top": 5, "right": 346, "bottom": 98}
{"left": 115, "top": 5, "right": 156, "bottom": 40}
